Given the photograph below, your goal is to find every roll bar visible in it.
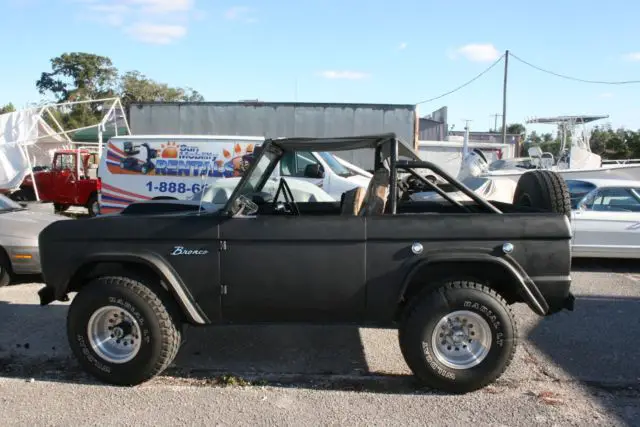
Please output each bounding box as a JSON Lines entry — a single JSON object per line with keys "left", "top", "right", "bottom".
{"left": 387, "top": 137, "right": 502, "bottom": 214}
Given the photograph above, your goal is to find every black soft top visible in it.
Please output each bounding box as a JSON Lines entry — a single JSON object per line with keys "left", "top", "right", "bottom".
{"left": 267, "top": 133, "right": 421, "bottom": 161}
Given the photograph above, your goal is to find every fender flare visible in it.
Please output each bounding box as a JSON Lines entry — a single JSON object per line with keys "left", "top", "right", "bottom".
{"left": 71, "top": 252, "right": 209, "bottom": 324}
{"left": 398, "top": 251, "right": 549, "bottom": 316}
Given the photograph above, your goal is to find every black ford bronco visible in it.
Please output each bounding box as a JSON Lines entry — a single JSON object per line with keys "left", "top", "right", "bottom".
{"left": 37, "top": 134, "right": 575, "bottom": 393}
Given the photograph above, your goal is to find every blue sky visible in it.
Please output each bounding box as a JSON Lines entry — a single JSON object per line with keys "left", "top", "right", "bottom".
{"left": 2, "top": 0, "right": 640, "bottom": 135}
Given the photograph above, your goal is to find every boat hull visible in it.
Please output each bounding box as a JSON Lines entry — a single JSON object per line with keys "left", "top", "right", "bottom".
{"left": 482, "top": 164, "right": 640, "bottom": 184}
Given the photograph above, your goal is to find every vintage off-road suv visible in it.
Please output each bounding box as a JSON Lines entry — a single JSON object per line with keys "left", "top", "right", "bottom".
{"left": 37, "top": 134, "right": 575, "bottom": 393}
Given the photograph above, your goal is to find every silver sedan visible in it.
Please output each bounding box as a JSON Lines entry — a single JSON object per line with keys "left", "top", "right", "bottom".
{"left": 0, "top": 194, "right": 69, "bottom": 286}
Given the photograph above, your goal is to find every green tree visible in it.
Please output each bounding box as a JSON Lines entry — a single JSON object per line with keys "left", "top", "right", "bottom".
{"left": 35, "top": 53, "right": 206, "bottom": 130}
{"left": 0, "top": 103, "right": 15, "bottom": 114}
{"left": 540, "top": 140, "right": 561, "bottom": 156}
{"left": 119, "top": 71, "right": 204, "bottom": 105}
{"left": 588, "top": 126, "right": 634, "bottom": 160}
{"left": 526, "top": 130, "right": 541, "bottom": 145}
{"left": 36, "top": 52, "right": 118, "bottom": 103}
{"left": 625, "top": 130, "right": 640, "bottom": 158}
{"left": 35, "top": 52, "right": 119, "bottom": 128}
{"left": 506, "top": 123, "right": 526, "bottom": 135}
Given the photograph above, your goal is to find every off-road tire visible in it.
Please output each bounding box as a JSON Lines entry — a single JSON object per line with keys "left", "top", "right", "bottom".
{"left": 513, "top": 170, "right": 571, "bottom": 217}
{"left": 399, "top": 281, "right": 517, "bottom": 394}
{"left": 67, "top": 276, "right": 182, "bottom": 386}
{"left": 86, "top": 194, "right": 99, "bottom": 217}
{"left": 0, "top": 250, "right": 12, "bottom": 287}
{"left": 53, "top": 203, "right": 70, "bottom": 213}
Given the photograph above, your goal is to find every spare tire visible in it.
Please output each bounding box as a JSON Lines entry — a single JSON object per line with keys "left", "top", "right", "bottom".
{"left": 513, "top": 170, "right": 571, "bottom": 217}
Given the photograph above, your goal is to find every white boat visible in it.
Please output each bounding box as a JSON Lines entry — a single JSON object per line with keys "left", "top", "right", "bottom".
{"left": 459, "top": 115, "right": 640, "bottom": 184}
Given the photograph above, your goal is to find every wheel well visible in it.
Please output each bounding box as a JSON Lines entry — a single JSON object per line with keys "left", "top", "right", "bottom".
{"left": 68, "top": 261, "right": 188, "bottom": 323}
{"left": 396, "top": 261, "right": 525, "bottom": 320}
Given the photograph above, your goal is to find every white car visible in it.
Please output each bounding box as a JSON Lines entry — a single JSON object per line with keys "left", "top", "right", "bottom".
{"left": 567, "top": 178, "right": 640, "bottom": 258}
{"left": 0, "top": 194, "right": 69, "bottom": 286}
{"left": 190, "top": 176, "right": 336, "bottom": 205}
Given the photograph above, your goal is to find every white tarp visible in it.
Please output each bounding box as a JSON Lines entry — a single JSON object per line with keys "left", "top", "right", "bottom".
{"left": 0, "top": 109, "right": 67, "bottom": 190}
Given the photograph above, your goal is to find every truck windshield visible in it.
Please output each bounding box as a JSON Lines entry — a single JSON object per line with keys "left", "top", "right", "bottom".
{"left": 317, "top": 152, "right": 353, "bottom": 177}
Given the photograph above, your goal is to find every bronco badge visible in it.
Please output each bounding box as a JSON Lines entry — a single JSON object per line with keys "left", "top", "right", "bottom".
{"left": 170, "top": 246, "right": 209, "bottom": 256}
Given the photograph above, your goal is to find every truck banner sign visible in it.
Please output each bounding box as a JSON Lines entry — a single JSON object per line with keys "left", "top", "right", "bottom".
{"left": 105, "top": 140, "right": 256, "bottom": 178}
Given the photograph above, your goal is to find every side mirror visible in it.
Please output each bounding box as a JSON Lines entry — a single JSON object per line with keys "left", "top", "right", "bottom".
{"left": 303, "top": 164, "right": 324, "bottom": 179}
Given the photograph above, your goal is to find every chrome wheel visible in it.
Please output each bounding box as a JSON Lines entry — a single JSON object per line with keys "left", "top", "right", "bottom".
{"left": 87, "top": 306, "right": 142, "bottom": 364}
{"left": 90, "top": 201, "right": 99, "bottom": 216}
{"left": 431, "top": 310, "right": 492, "bottom": 370}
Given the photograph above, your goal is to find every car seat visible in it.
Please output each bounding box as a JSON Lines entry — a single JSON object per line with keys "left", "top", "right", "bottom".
{"left": 358, "top": 168, "right": 390, "bottom": 215}
{"left": 340, "top": 187, "right": 366, "bottom": 215}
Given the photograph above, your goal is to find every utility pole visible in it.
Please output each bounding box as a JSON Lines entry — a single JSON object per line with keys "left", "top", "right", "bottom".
{"left": 490, "top": 113, "right": 502, "bottom": 132}
{"left": 501, "top": 50, "right": 509, "bottom": 146}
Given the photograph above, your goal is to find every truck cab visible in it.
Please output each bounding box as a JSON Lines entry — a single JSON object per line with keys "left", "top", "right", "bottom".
{"left": 21, "top": 149, "right": 101, "bottom": 216}
{"left": 274, "top": 151, "right": 371, "bottom": 200}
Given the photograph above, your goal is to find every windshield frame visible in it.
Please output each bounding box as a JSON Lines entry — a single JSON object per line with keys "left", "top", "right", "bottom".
{"left": 316, "top": 152, "right": 353, "bottom": 177}
{"left": 221, "top": 144, "right": 283, "bottom": 215}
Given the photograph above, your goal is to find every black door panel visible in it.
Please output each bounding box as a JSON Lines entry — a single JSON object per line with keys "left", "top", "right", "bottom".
{"left": 220, "top": 216, "right": 366, "bottom": 322}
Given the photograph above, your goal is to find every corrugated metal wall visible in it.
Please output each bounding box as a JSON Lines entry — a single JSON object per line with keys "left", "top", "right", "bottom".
{"left": 129, "top": 102, "right": 417, "bottom": 169}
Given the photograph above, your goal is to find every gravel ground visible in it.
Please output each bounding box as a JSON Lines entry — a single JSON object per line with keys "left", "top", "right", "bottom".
{"left": 1, "top": 259, "right": 639, "bottom": 425}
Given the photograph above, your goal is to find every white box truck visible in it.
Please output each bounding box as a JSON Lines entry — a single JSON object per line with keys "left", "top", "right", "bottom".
{"left": 97, "top": 135, "right": 372, "bottom": 214}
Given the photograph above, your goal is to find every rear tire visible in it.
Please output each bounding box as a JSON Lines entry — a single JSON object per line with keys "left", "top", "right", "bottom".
{"left": 67, "top": 276, "right": 182, "bottom": 386}
{"left": 513, "top": 170, "right": 571, "bottom": 217}
{"left": 54, "top": 203, "right": 70, "bottom": 213}
{"left": 86, "top": 194, "right": 99, "bottom": 217}
{"left": 399, "top": 281, "right": 517, "bottom": 393}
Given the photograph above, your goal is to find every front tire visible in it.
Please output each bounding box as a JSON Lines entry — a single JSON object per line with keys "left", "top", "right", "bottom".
{"left": 399, "top": 281, "right": 517, "bottom": 393}
{"left": 0, "top": 251, "right": 12, "bottom": 287}
{"left": 67, "top": 276, "right": 182, "bottom": 386}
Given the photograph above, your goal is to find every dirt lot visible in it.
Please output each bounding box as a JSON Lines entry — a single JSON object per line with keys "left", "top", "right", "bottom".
{"left": 1, "top": 259, "right": 639, "bottom": 426}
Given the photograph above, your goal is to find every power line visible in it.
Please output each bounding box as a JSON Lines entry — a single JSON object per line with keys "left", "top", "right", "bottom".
{"left": 510, "top": 52, "right": 640, "bottom": 85}
{"left": 415, "top": 54, "right": 505, "bottom": 105}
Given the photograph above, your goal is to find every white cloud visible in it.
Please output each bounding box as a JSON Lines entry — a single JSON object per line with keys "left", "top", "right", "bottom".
{"left": 600, "top": 92, "right": 614, "bottom": 98}
{"left": 318, "top": 71, "right": 370, "bottom": 80}
{"left": 398, "top": 42, "right": 407, "bottom": 50}
{"left": 73, "top": 0, "right": 199, "bottom": 43}
{"left": 622, "top": 52, "right": 640, "bottom": 62}
{"left": 130, "top": 0, "right": 194, "bottom": 14}
{"left": 126, "top": 23, "right": 187, "bottom": 44}
{"left": 450, "top": 43, "right": 500, "bottom": 62}
{"left": 224, "top": 6, "right": 257, "bottom": 23}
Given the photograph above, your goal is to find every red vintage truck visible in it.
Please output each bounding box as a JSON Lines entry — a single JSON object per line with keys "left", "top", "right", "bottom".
{"left": 9, "top": 149, "right": 101, "bottom": 216}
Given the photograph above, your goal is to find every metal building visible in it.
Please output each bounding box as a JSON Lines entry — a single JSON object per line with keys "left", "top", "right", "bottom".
{"left": 418, "top": 106, "right": 449, "bottom": 141}
{"left": 128, "top": 101, "right": 419, "bottom": 169}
